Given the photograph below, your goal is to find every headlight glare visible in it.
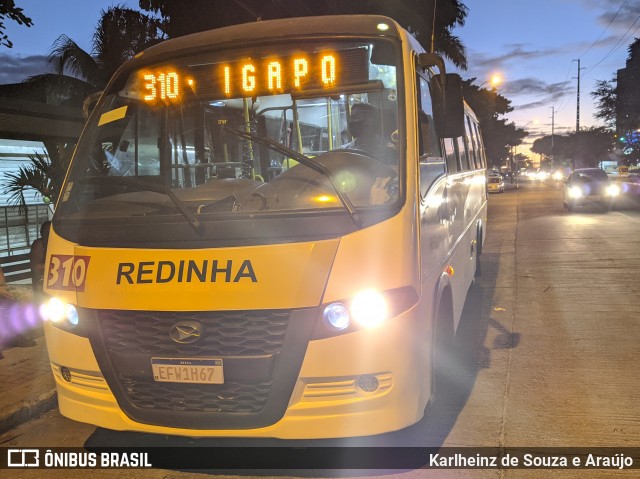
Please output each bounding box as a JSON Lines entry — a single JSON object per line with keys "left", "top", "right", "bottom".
{"left": 568, "top": 186, "right": 583, "bottom": 198}
{"left": 45, "top": 297, "right": 67, "bottom": 323}
{"left": 351, "top": 289, "right": 388, "bottom": 329}
{"left": 606, "top": 184, "right": 620, "bottom": 196}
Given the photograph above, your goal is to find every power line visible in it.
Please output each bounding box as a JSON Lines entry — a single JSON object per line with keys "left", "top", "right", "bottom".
{"left": 584, "top": 12, "right": 640, "bottom": 76}
{"left": 580, "top": 0, "right": 629, "bottom": 58}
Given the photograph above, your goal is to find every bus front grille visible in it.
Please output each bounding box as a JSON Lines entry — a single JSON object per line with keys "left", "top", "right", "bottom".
{"left": 88, "top": 308, "right": 317, "bottom": 429}
{"left": 121, "top": 378, "right": 273, "bottom": 414}
{"left": 98, "top": 309, "right": 290, "bottom": 357}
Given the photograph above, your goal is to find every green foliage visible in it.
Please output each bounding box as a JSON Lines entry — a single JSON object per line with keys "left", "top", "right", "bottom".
{"left": 0, "top": 0, "right": 33, "bottom": 48}
{"left": 2, "top": 141, "right": 73, "bottom": 213}
{"left": 138, "top": 0, "right": 469, "bottom": 68}
{"left": 531, "top": 127, "right": 614, "bottom": 168}
{"left": 48, "top": 6, "right": 164, "bottom": 89}
{"left": 461, "top": 78, "right": 524, "bottom": 167}
{"left": 591, "top": 77, "right": 616, "bottom": 129}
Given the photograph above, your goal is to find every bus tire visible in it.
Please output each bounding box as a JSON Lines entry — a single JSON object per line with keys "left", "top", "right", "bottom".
{"left": 432, "top": 289, "right": 454, "bottom": 399}
{"left": 474, "top": 228, "right": 482, "bottom": 278}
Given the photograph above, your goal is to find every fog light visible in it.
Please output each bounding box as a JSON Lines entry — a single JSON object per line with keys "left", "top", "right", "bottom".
{"left": 358, "top": 375, "right": 379, "bottom": 392}
{"left": 60, "top": 366, "right": 72, "bottom": 382}
{"left": 323, "top": 303, "right": 350, "bottom": 330}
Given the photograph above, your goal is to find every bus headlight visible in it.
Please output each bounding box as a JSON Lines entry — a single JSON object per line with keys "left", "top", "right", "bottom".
{"left": 606, "top": 184, "right": 620, "bottom": 197}
{"left": 322, "top": 303, "right": 350, "bottom": 330}
{"left": 42, "top": 297, "right": 79, "bottom": 328}
{"left": 351, "top": 289, "right": 388, "bottom": 329}
{"left": 568, "top": 186, "right": 583, "bottom": 199}
{"left": 316, "top": 287, "right": 418, "bottom": 338}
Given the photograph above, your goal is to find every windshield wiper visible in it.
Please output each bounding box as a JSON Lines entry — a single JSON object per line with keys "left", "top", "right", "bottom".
{"left": 224, "top": 127, "right": 362, "bottom": 228}
{"left": 81, "top": 176, "right": 202, "bottom": 233}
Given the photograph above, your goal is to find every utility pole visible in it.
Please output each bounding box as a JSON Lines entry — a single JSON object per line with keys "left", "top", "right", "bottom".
{"left": 550, "top": 106, "right": 555, "bottom": 168}
{"left": 430, "top": 0, "right": 438, "bottom": 53}
{"left": 573, "top": 59, "right": 586, "bottom": 132}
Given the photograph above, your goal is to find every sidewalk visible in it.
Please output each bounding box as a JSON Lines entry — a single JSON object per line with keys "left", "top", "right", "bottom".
{"left": 0, "top": 287, "right": 57, "bottom": 434}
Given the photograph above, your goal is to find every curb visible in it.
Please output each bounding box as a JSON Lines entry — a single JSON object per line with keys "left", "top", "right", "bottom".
{"left": 0, "top": 387, "right": 57, "bottom": 435}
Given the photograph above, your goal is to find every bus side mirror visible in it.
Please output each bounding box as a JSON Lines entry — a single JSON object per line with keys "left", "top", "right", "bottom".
{"left": 429, "top": 73, "right": 465, "bottom": 139}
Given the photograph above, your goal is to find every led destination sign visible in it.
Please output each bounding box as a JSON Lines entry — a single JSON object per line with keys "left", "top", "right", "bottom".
{"left": 138, "top": 48, "right": 369, "bottom": 102}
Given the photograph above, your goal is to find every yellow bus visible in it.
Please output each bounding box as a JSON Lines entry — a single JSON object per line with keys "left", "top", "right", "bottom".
{"left": 42, "top": 15, "right": 487, "bottom": 438}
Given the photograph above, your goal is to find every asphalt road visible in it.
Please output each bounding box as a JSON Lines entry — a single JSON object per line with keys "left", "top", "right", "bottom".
{"left": 1, "top": 180, "right": 639, "bottom": 478}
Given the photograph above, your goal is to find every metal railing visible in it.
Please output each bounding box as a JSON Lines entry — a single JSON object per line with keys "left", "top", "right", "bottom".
{"left": 0, "top": 203, "right": 52, "bottom": 256}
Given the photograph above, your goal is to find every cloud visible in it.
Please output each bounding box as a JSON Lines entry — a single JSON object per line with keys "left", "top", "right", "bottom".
{"left": 576, "top": 0, "right": 640, "bottom": 38}
{"left": 502, "top": 78, "right": 574, "bottom": 111}
{"left": 471, "top": 44, "right": 563, "bottom": 70}
{"left": 0, "top": 54, "right": 52, "bottom": 85}
{"left": 503, "top": 78, "right": 571, "bottom": 96}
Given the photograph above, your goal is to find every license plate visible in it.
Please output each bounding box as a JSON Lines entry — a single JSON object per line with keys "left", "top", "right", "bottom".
{"left": 151, "top": 358, "right": 224, "bottom": 384}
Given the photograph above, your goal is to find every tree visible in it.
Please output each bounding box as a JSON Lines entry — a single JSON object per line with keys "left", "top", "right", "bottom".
{"left": 48, "top": 6, "right": 164, "bottom": 89}
{"left": 2, "top": 141, "right": 74, "bottom": 213}
{"left": 591, "top": 77, "right": 617, "bottom": 129}
{"left": 461, "top": 78, "right": 526, "bottom": 167}
{"left": 0, "top": 0, "right": 32, "bottom": 48}
{"left": 138, "top": 0, "right": 469, "bottom": 68}
{"left": 3, "top": 7, "right": 164, "bottom": 214}
{"left": 532, "top": 127, "right": 614, "bottom": 168}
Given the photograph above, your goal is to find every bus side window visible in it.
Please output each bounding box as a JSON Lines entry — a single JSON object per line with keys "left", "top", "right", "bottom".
{"left": 465, "top": 115, "right": 479, "bottom": 170}
{"left": 473, "top": 122, "right": 486, "bottom": 168}
{"left": 417, "top": 76, "right": 442, "bottom": 159}
{"left": 456, "top": 134, "right": 471, "bottom": 171}
{"left": 443, "top": 138, "right": 459, "bottom": 174}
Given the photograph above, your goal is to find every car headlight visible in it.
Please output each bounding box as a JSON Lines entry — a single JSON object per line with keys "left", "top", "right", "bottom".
{"left": 552, "top": 171, "right": 563, "bottom": 181}
{"left": 41, "top": 297, "right": 79, "bottom": 328}
{"left": 606, "top": 184, "right": 620, "bottom": 197}
{"left": 568, "top": 186, "right": 583, "bottom": 198}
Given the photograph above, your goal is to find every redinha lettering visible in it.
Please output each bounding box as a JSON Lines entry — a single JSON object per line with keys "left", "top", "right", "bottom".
{"left": 116, "top": 259, "right": 257, "bottom": 284}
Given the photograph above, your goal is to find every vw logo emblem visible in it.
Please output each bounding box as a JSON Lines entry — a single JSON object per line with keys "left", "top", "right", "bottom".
{"left": 170, "top": 321, "right": 203, "bottom": 344}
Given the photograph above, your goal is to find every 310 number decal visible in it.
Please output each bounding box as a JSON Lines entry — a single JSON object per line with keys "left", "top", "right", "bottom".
{"left": 46, "top": 255, "right": 91, "bottom": 292}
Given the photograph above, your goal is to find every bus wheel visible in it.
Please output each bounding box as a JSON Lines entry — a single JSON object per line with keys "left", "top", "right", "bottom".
{"left": 474, "top": 230, "right": 482, "bottom": 278}
{"left": 432, "top": 291, "right": 454, "bottom": 399}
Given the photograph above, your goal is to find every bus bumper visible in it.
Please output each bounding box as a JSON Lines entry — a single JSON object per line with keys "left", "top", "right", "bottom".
{"left": 43, "top": 305, "right": 429, "bottom": 439}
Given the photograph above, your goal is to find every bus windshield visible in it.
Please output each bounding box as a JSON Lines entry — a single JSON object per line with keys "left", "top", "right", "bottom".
{"left": 56, "top": 39, "right": 401, "bottom": 233}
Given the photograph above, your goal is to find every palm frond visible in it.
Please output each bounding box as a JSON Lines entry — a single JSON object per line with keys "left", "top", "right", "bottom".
{"left": 92, "top": 6, "right": 165, "bottom": 80}
{"left": 2, "top": 153, "right": 53, "bottom": 214}
{"left": 48, "top": 34, "right": 101, "bottom": 86}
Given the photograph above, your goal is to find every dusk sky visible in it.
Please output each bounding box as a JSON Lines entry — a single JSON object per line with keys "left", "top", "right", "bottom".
{"left": 2, "top": 0, "right": 640, "bottom": 156}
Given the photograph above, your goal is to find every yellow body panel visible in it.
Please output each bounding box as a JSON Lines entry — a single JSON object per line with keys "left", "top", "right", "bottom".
{"left": 44, "top": 228, "right": 340, "bottom": 311}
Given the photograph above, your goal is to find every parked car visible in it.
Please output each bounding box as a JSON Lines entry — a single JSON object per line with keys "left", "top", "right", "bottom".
{"left": 563, "top": 168, "right": 620, "bottom": 211}
{"left": 487, "top": 174, "right": 504, "bottom": 193}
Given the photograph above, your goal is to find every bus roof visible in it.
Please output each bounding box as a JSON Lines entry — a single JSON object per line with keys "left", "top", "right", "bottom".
{"left": 136, "top": 15, "right": 404, "bottom": 66}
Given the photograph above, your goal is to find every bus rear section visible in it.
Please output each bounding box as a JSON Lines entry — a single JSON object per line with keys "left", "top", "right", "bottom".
{"left": 41, "top": 15, "right": 485, "bottom": 439}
